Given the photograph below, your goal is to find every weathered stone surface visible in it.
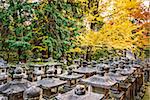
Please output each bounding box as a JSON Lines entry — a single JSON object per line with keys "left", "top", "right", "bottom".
{"left": 55, "top": 89, "right": 104, "bottom": 100}
{"left": 23, "top": 86, "right": 42, "bottom": 99}
{"left": 36, "top": 78, "right": 67, "bottom": 89}
{"left": 81, "top": 75, "right": 116, "bottom": 89}
{"left": 57, "top": 73, "right": 83, "bottom": 80}
{"left": 73, "top": 67, "right": 96, "bottom": 74}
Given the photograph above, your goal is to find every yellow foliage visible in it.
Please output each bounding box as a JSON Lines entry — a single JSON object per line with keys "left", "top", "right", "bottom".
{"left": 76, "top": 19, "right": 138, "bottom": 51}
{"left": 67, "top": 47, "right": 86, "bottom": 54}
{"left": 75, "top": 0, "right": 87, "bottom": 3}
{"left": 73, "top": 0, "right": 145, "bottom": 53}
{"left": 32, "top": 46, "right": 47, "bottom": 51}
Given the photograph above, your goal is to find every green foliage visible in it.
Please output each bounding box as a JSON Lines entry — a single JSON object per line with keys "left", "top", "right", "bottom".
{"left": 91, "top": 49, "right": 110, "bottom": 60}
{"left": 0, "top": 0, "right": 80, "bottom": 61}
{"left": 29, "top": 0, "right": 80, "bottom": 59}
{"left": 0, "top": 0, "right": 34, "bottom": 60}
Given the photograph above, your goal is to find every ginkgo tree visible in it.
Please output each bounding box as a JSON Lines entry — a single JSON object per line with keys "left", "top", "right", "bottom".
{"left": 72, "top": 0, "right": 146, "bottom": 60}
{"left": 131, "top": 1, "right": 150, "bottom": 58}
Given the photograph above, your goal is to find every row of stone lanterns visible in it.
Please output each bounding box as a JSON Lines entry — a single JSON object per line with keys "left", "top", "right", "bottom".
{"left": 0, "top": 56, "right": 149, "bottom": 100}
{"left": 0, "top": 67, "right": 43, "bottom": 100}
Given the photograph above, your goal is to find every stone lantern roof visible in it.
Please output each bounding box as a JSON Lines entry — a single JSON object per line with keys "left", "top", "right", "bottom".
{"left": 81, "top": 75, "right": 116, "bottom": 89}
{"left": 0, "top": 67, "right": 31, "bottom": 96}
{"left": 96, "top": 63, "right": 109, "bottom": 70}
{"left": 23, "top": 86, "right": 42, "bottom": 99}
{"left": 0, "top": 79, "right": 31, "bottom": 96}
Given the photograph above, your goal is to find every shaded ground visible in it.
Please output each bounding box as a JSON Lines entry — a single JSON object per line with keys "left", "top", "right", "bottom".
{"left": 143, "top": 82, "right": 150, "bottom": 100}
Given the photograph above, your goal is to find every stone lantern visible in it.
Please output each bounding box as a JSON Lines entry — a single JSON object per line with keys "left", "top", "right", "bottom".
{"left": 0, "top": 59, "right": 8, "bottom": 85}
{"left": 96, "top": 64, "right": 105, "bottom": 76}
{"left": 0, "top": 59, "right": 8, "bottom": 74}
{"left": 18, "top": 62, "right": 28, "bottom": 79}
{"left": 82, "top": 61, "right": 88, "bottom": 67}
{"left": 29, "top": 64, "right": 45, "bottom": 81}
{"left": 73, "top": 59, "right": 80, "bottom": 67}
{"left": 69, "top": 59, "right": 80, "bottom": 69}
{"left": 0, "top": 95, "right": 8, "bottom": 100}
{"left": 96, "top": 64, "right": 105, "bottom": 71}
{"left": 91, "top": 60, "right": 97, "bottom": 67}
{"left": 33, "top": 69, "right": 44, "bottom": 81}
{"left": 0, "top": 67, "right": 31, "bottom": 100}
{"left": 23, "top": 86, "right": 42, "bottom": 100}
{"left": 99, "top": 58, "right": 104, "bottom": 63}
{"left": 46, "top": 68, "right": 54, "bottom": 78}
{"left": 67, "top": 67, "right": 73, "bottom": 75}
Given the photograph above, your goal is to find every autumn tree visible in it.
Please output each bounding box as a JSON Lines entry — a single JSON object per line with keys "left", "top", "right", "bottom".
{"left": 131, "top": 1, "right": 150, "bottom": 58}
{"left": 72, "top": 0, "right": 146, "bottom": 60}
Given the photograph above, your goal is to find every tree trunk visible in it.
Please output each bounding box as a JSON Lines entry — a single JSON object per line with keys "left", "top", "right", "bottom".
{"left": 86, "top": 47, "right": 89, "bottom": 61}
{"left": 89, "top": 46, "right": 92, "bottom": 61}
{"left": 47, "top": 46, "right": 51, "bottom": 58}
{"left": 18, "top": 48, "right": 22, "bottom": 62}
{"left": 7, "top": 50, "right": 9, "bottom": 63}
